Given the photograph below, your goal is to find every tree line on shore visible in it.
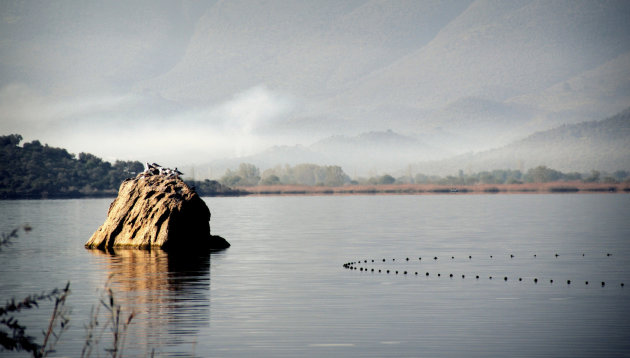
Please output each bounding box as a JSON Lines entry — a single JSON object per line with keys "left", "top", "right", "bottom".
{"left": 2, "top": 134, "right": 628, "bottom": 198}
{"left": 220, "top": 162, "right": 629, "bottom": 187}
{"left": 0, "top": 134, "right": 235, "bottom": 199}
{"left": 0, "top": 134, "right": 145, "bottom": 199}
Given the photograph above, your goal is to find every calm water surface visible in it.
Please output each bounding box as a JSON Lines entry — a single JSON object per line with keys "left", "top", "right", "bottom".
{"left": 1, "top": 194, "right": 629, "bottom": 357}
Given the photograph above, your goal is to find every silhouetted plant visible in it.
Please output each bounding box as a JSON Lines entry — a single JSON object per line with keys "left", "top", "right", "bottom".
{"left": 0, "top": 224, "right": 31, "bottom": 251}
{"left": 2, "top": 227, "right": 142, "bottom": 357}
{"left": 1, "top": 225, "right": 71, "bottom": 357}
{"left": 81, "top": 275, "right": 135, "bottom": 358}
{"left": 0, "top": 277, "right": 71, "bottom": 357}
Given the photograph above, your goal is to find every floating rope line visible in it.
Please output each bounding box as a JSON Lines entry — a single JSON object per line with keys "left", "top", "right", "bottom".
{"left": 342, "top": 252, "right": 626, "bottom": 288}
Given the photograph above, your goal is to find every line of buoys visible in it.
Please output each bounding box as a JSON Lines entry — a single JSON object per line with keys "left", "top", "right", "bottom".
{"left": 344, "top": 264, "right": 626, "bottom": 287}
{"left": 343, "top": 252, "right": 625, "bottom": 288}
{"left": 349, "top": 252, "right": 617, "bottom": 267}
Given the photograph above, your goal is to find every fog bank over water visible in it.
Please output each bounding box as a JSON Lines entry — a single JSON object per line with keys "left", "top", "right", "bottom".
{"left": 1, "top": 1, "right": 629, "bottom": 175}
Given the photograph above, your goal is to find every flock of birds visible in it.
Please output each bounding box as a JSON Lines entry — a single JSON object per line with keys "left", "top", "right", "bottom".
{"left": 139, "top": 162, "right": 183, "bottom": 179}
{"left": 343, "top": 253, "right": 626, "bottom": 288}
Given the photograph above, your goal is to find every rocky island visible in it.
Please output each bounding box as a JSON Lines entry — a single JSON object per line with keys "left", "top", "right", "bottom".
{"left": 85, "top": 164, "right": 230, "bottom": 251}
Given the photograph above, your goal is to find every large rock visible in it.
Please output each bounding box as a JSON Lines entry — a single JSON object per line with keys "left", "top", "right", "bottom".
{"left": 85, "top": 174, "right": 230, "bottom": 251}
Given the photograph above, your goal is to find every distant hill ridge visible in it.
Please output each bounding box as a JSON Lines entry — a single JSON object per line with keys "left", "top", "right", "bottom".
{"left": 411, "top": 108, "right": 630, "bottom": 175}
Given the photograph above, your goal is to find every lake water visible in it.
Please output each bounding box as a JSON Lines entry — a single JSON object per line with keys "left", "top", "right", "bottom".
{"left": 1, "top": 194, "right": 629, "bottom": 357}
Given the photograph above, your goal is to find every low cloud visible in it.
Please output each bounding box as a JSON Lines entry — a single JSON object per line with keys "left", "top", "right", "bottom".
{"left": 0, "top": 83, "right": 299, "bottom": 165}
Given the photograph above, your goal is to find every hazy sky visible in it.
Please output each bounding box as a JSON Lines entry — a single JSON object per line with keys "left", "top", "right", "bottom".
{"left": 1, "top": 0, "right": 629, "bottom": 169}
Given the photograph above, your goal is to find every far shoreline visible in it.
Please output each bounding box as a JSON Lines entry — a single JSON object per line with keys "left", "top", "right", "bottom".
{"left": 3, "top": 181, "right": 629, "bottom": 200}
{"left": 235, "top": 182, "right": 630, "bottom": 196}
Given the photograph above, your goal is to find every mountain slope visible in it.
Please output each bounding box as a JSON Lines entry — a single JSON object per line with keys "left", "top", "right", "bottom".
{"left": 338, "top": 0, "right": 630, "bottom": 110}
{"left": 412, "top": 108, "right": 630, "bottom": 175}
{"left": 137, "top": 0, "right": 474, "bottom": 103}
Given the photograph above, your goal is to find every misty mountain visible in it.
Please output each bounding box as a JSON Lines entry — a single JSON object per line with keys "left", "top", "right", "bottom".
{"left": 2, "top": 1, "right": 629, "bottom": 166}
{"left": 199, "top": 108, "right": 630, "bottom": 179}
{"left": 139, "top": 1, "right": 630, "bottom": 132}
{"left": 411, "top": 108, "right": 630, "bottom": 175}
{"left": 145, "top": 0, "right": 630, "bottom": 155}
{"left": 310, "top": 130, "right": 441, "bottom": 175}
{"left": 196, "top": 130, "right": 435, "bottom": 178}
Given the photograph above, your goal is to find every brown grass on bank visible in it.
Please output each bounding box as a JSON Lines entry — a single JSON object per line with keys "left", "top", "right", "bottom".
{"left": 236, "top": 181, "right": 629, "bottom": 196}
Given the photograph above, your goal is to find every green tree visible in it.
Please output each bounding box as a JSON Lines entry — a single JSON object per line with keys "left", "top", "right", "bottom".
{"left": 261, "top": 174, "right": 281, "bottom": 185}
{"left": 524, "top": 166, "right": 562, "bottom": 183}
{"left": 220, "top": 163, "right": 261, "bottom": 187}
{"left": 584, "top": 170, "right": 601, "bottom": 183}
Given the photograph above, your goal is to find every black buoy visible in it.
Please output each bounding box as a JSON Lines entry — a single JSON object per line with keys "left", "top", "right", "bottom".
{"left": 434, "top": 256, "right": 438, "bottom": 260}
{"left": 387, "top": 270, "right": 390, "bottom": 274}
{"left": 607, "top": 253, "right": 611, "bottom": 257}
{"left": 415, "top": 272, "right": 418, "bottom": 275}
{"left": 476, "top": 275, "right": 479, "bottom": 279}
{"left": 550, "top": 279, "right": 554, "bottom": 284}
{"left": 621, "top": 283, "right": 625, "bottom": 287}
{"left": 419, "top": 257, "right": 422, "bottom": 260}
{"left": 451, "top": 256, "right": 454, "bottom": 259}
{"left": 383, "top": 259, "right": 386, "bottom": 262}
{"left": 518, "top": 278, "right": 522, "bottom": 281}
{"left": 490, "top": 255, "right": 493, "bottom": 258}
{"left": 449, "top": 273, "right": 453, "bottom": 278}
{"left": 489, "top": 276, "right": 493, "bottom": 280}
{"left": 438, "top": 273, "right": 441, "bottom": 277}
{"left": 404, "top": 271, "right": 407, "bottom": 275}
{"left": 406, "top": 257, "right": 409, "bottom": 261}
{"left": 462, "top": 275, "right": 465, "bottom": 279}
{"left": 602, "top": 281, "right": 605, "bottom": 286}
{"left": 510, "top": 254, "right": 514, "bottom": 258}
{"left": 426, "top": 272, "right": 429, "bottom": 276}
{"left": 469, "top": 255, "right": 472, "bottom": 259}
{"left": 504, "top": 277, "right": 508, "bottom": 281}
{"left": 534, "top": 254, "right": 537, "bottom": 258}
{"left": 534, "top": 278, "right": 538, "bottom": 283}
{"left": 567, "top": 280, "right": 571, "bottom": 284}
{"left": 395, "top": 271, "right": 398, "bottom": 274}
{"left": 555, "top": 253, "right": 559, "bottom": 257}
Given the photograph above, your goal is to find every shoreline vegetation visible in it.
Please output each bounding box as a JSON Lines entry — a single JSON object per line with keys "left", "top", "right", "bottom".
{"left": 2, "top": 134, "right": 629, "bottom": 199}
{"left": 237, "top": 182, "right": 629, "bottom": 196}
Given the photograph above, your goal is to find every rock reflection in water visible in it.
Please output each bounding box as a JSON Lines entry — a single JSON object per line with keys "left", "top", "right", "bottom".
{"left": 90, "top": 249, "right": 211, "bottom": 355}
